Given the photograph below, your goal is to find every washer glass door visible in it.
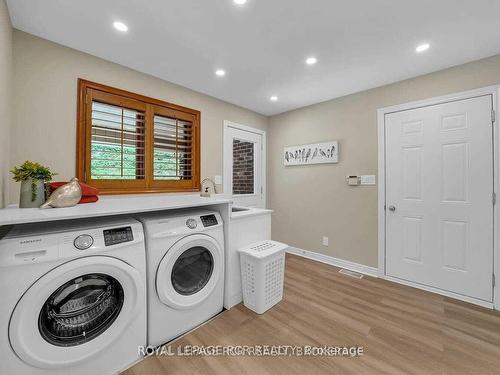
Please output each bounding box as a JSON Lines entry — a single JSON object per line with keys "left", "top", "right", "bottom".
{"left": 39, "top": 274, "right": 124, "bottom": 347}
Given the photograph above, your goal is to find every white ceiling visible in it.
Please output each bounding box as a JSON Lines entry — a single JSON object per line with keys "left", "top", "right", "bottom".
{"left": 6, "top": 0, "right": 500, "bottom": 116}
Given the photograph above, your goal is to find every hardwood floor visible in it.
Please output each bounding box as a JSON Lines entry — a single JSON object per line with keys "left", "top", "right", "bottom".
{"left": 122, "top": 254, "right": 500, "bottom": 375}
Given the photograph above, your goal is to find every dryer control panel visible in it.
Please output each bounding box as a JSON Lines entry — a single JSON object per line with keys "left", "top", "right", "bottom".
{"left": 200, "top": 214, "right": 218, "bottom": 227}
{"left": 103, "top": 227, "right": 134, "bottom": 246}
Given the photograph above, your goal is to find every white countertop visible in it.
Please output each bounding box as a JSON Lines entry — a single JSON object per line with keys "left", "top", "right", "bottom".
{"left": 0, "top": 194, "right": 233, "bottom": 226}
{"left": 231, "top": 206, "right": 273, "bottom": 219}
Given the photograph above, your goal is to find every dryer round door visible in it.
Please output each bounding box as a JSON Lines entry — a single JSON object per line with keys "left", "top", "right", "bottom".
{"left": 156, "top": 234, "right": 222, "bottom": 310}
{"left": 9, "top": 256, "right": 144, "bottom": 369}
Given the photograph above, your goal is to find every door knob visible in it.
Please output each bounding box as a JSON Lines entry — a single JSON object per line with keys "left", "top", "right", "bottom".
{"left": 388, "top": 205, "right": 396, "bottom": 212}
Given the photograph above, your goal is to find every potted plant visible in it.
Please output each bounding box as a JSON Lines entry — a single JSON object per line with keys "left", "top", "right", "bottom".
{"left": 11, "top": 161, "right": 57, "bottom": 208}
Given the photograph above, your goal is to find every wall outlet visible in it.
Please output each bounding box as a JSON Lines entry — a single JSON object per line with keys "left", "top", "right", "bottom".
{"left": 214, "top": 175, "right": 223, "bottom": 185}
{"left": 322, "top": 236, "right": 329, "bottom": 246}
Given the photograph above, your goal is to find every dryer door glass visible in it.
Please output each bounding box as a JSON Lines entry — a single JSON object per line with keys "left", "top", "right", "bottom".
{"left": 171, "top": 246, "right": 214, "bottom": 295}
{"left": 38, "top": 274, "right": 124, "bottom": 347}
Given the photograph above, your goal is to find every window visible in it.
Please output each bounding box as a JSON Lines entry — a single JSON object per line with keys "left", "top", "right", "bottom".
{"left": 77, "top": 80, "right": 200, "bottom": 194}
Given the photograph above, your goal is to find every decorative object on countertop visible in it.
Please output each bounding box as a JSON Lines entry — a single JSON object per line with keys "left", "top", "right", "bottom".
{"left": 200, "top": 178, "right": 217, "bottom": 197}
{"left": 40, "top": 178, "right": 82, "bottom": 209}
{"left": 49, "top": 181, "right": 99, "bottom": 204}
{"left": 10, "top": 161, "right": 58, "bottom": 208}
{"left": 283, "top": 141, "right": 338, "bottom": 166}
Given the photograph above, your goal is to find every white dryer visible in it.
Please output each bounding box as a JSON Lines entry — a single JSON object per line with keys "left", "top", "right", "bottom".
{"left": 0, "top": 216, "right": 147, "bottom": 375}
{"left": 136, "top": 209, "right": 224, "bottom": 347}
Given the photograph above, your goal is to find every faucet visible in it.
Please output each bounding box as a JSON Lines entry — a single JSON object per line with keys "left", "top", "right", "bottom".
{"left": 200, "top": 178, "right": 217, "bottom": 197}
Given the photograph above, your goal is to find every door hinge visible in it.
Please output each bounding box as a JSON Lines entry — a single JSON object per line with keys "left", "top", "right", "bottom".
{"left": 493, "top": 192, "right": 497, "bottom": 205}
{"left": 493, "top": 274, "right": 496, "bottom": 288}
{"left": 492, "top": 110, "right": 496, "bottom": 124}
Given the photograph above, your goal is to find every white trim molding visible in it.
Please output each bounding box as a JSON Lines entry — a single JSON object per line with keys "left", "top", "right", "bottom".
{"left": 377, "top": 85, "right": 500, "bottom": 310}
{"left": 286, "top": 247, "right": 379, "bottom": 277}
{"left": 223, "top": 120, "right": 267, "bottom": 208}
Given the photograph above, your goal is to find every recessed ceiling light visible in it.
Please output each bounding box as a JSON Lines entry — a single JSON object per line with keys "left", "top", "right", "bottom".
{"left": 270, "top": 96, "right": 278, "bottom": 102}
{"left": 306, "top": 57, "right": 317, "bottom": 65}
{"left": 415, "top": 43, "right": 430, "bottom": 53}
{"left": 215, "top": 69, "right": 226, "bottom": 77}
{"left": 113, "top": 21, "right": 128, "bottom": 32}
{"left": 234, "top": 0, "right": 247, "bottom": 4}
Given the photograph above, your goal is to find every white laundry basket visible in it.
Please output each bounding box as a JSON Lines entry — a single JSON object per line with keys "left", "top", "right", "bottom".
{"left": 239, "top": 240, "right": 288, "bottom": 314}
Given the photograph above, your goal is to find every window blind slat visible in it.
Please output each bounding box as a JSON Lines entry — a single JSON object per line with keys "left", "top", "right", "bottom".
{"left": 90, "top": 100, "right": 146, "bottom": 180}
{"left": 153, "top": 113, "right": 193, "bottom": 181}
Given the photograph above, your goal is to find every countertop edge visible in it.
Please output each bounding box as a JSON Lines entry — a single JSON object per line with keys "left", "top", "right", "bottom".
{"left": 0, "top": 195, "right": 234, "bottom": 226}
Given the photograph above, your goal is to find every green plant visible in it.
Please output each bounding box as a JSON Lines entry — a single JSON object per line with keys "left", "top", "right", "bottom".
{"left": 11, "top": 161, "right": 57, "bottom": 201}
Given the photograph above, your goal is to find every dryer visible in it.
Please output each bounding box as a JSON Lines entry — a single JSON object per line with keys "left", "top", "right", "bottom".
{"left": 136, "top": 209, "right": 224, "bottom": 347}
{"left": 0, "top": 216, "right": 147, "bottom": 375}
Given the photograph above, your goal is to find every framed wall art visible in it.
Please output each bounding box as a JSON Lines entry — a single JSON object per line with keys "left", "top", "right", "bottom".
{"left": 283, "top": 141, "right": 338, "bottom": 166}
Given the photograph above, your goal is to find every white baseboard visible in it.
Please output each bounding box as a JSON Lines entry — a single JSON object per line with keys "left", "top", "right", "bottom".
{"left": 286, "top": 247, "right": 378, "bottom": 277}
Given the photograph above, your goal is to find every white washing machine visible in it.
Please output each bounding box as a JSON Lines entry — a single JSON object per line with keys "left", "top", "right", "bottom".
{"left": 0, "top": 216, "right": 147, "bottom": 375}
{"left": 136, "top": 209, "right": 224, "bottom": 347}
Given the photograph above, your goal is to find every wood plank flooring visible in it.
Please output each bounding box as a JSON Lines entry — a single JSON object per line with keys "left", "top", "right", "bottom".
{"left": 122, "top": 254, "right": 500, "bottom": 375}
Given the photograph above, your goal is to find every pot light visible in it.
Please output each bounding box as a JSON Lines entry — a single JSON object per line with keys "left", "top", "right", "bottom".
{"left": 113, "top": 21, "right": 128, "bottom": 32}
{"left": 215, "top": 69, "right": 226, "bottom": 77}
{"left": 416, "top": 43, "right": 430, "bottom": 53}
{"left": 306, "top": 56, "right": 317, "bottom": 65}
{"left": 234, "top": 0, "right": 247, "bottom": 4}
{"left": 270, "top": 95, "right": 278, "bottom": 102}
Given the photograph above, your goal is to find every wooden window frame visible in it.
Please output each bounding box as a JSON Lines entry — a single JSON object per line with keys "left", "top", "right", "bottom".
{"left": 76, "top": 79, "right": 201, "bottom": 194}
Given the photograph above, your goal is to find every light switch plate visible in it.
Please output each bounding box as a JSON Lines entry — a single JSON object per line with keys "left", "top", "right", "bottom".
{"left": 360, "top": 175, "right": 376, "bottom": 185}
{"left": 214, "top": 175, "right": 223, "bottom": 185}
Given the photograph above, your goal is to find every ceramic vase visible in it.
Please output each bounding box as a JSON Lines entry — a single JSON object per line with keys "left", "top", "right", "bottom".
{"left": 19, "top": 178, "right": 46, "bottom": 208}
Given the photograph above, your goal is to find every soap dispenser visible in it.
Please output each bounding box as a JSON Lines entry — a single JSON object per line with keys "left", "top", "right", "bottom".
{"left": 201, "top": 187, "right": 211, "bottom": 198}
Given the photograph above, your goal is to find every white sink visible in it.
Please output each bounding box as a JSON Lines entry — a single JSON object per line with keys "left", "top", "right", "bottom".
{"left": 232, "top": 206, "right": 250, "bottom": 213}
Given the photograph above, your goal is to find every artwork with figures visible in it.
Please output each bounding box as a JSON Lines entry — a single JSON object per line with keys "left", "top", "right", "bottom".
{"left": 283, "top": 141, "right": 338, "bottom": 166}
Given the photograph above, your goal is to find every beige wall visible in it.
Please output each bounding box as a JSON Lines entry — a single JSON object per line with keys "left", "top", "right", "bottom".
{"left": 9, "top": 27, "right": 500, "bottom": 268}
{"left": 10, "top": 30, "right": 268, "bottom": 204}
{"left": 0, "top": 0, "right": 11, "bottom": 208}
{"left": 269, "top": 54, "right": 500, "bottom": 268}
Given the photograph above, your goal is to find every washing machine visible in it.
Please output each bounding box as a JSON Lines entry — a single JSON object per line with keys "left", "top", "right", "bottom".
{"left": 136, "top": 209, "right": 224, "bottom": 347}
{"left": 0, "top": 216, "right": 147, "bottom": 375}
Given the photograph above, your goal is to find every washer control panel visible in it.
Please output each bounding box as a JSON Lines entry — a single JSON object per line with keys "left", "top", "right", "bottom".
{"left": 200, "top": 214, "right": 218, "bottom": 227}
{"left": 103, "top": 226, "right": 134, "bottom": 246}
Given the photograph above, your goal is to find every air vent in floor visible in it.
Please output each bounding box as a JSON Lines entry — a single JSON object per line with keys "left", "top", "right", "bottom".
{"left": 339, "top": 269, "right": 363, "bottom": 279}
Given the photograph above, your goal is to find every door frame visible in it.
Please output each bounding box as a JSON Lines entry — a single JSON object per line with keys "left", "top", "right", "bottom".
{"left": 377, "top": 85, "right": 500, "bottom": 309}
{"left": 223, "top": 120, "right": 267, "bottom": 208}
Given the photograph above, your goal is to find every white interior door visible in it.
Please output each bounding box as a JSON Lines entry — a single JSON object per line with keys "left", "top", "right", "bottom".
{"left": 224, "top": 122, "right": 264, "bottom": 207}
{"left": 385, "top": 95, "right": 494, "bottom": 302}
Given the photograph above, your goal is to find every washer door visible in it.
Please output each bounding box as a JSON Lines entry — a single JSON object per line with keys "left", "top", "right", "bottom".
{"left": 156, "top": 234, "right": 222, "bottom": 310}
{"left": 9, "top": 256, "right": 144, "bottom": 369}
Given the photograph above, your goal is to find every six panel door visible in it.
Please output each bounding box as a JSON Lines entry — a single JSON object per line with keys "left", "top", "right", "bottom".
{"left": 385, "top": 95, "right": 494, "bottom": 302}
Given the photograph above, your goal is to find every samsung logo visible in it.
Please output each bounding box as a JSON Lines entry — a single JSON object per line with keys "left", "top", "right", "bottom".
{"left": 19, "top": 238, "right": 42, "bottom": 245}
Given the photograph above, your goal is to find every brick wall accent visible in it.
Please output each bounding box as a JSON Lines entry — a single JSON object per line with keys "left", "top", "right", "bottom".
{"left": 232, "top": 139, "right": 254, "bottom": 194}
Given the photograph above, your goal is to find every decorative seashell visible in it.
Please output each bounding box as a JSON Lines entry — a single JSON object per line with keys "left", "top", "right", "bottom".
{"left": 40, "top": 177, "right": 82, "bottom": 209}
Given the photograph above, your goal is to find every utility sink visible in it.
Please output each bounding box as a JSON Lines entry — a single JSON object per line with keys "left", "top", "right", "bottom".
{"left": 232, "top": 206, "right": 250, "bottom": 213}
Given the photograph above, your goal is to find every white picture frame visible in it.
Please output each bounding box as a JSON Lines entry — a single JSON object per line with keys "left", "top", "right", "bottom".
{"left": 283, "top": 141, "right": 338, "bottom": 166}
